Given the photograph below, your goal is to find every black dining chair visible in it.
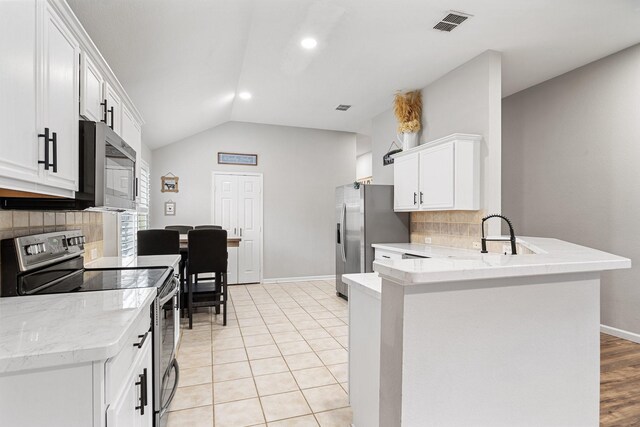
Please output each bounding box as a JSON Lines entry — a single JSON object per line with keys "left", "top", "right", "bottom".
{"left": 194, "top": 225, "right": 223, "bottom": 230}
{"left": 137, "top": 229, "right": 180, "bottom": 256}
{"left": 165, "top": 225, "right": 194, "bottom": 234}
{"left": 186, "top": 229, "right": 228, "bottom": 328}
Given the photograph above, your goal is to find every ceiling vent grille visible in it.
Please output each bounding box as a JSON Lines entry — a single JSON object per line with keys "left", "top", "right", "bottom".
{"left": 433, "top": 11, "right": 472, "bottom": 32}
{"left": 335, "top": 104, "right": 351, "bottom": 111}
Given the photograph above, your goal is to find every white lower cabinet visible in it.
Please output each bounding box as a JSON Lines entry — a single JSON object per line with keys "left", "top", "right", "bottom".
{"left": 0, "top": 304, "right": 153, "bottom": 427}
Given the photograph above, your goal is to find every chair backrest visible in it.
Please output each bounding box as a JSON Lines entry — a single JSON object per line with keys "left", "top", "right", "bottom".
{"left": 187, "top": 229, "right": 228, "bottom": 274}
{"left": 137, "top": 229, "right": 180, "bottom": 256}
{"left": 165, "top": 225, "right": 193, "bottom": 234}
{"left": 194, "top": 225, "right": 222, "bottom": 230}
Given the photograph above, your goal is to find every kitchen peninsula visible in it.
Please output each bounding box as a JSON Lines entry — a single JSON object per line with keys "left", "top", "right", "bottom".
{"left": 344, "top": 237, "right": 631, "bottom": 427}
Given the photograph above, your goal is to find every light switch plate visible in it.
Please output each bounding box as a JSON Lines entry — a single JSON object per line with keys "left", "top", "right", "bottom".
{"left": 472, "top": 241, "right": 481, "bottom": 249}
{"left": 503, "top": 244, "right": 511, "bottom": 254}
{"left": 424, "top": 237, "right": 432, "bottom": 244}
{"left": 91, "top": 248, "right": 98, "bottom": 260}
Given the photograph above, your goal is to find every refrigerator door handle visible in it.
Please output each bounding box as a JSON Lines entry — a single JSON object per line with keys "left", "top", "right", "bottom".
{"left": 340, "top": 203, "right": 347, "bottom": 262}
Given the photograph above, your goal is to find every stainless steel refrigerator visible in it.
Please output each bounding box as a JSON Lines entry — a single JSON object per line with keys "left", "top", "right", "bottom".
{"left": 335, "top": 184, "right": 409, "bottom": 298}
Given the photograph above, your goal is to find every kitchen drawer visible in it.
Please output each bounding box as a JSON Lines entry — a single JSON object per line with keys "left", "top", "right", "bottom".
{"left": 375, "top": 249, "right": 403, "bottom": 261}
{"left": 105, "top": 304, "right": 151, "bottom": 403}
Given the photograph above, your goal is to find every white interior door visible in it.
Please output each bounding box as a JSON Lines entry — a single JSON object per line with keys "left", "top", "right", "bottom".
{"left": 238, "top": 176, "right": 262, "bottom": 284}
{"left": 213, "top": 174, "right": 238, "bottom": 236}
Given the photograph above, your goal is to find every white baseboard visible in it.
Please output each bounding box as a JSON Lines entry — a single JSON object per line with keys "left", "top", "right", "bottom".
{"left": 263, "top": 275, "right": 336, "bottom": 284}
{"left": 600, "top": 324, "right": 640, "bottom": 344}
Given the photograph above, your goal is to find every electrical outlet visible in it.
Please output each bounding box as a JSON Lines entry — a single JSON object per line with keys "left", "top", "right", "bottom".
{"left": 502, "top": 244, "right": 510, "bottom": 254}
{"left": 91, "top": 248, "right": 98, "bottom": 260}
{"left": 472, "top": 241, "right": 481, "bottom": 249}
{"left": 424, "top": 237, "right": 432, "bottom": 244}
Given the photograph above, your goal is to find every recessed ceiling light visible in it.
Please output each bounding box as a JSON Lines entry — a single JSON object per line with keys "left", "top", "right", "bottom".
{"left": 300, "top": 37, "right": 317, "bottom": 49}
{"left": 238, "top": 92, "right": 252, "bottom": 100}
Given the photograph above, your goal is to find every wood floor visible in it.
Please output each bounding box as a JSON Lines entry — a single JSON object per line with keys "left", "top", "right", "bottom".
{"left": 601, "top": 333, "right": 640, "bottom": 426}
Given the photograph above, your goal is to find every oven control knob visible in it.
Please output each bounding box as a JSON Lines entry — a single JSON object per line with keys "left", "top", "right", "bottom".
{"left": 26, "top": 244, "right": 39, "bottom": 255}
{"left": 67, "top": 237, "right": 77, "bottom": 246}
{"left": 38, "top": 243, "right": 46, "bottom": 253}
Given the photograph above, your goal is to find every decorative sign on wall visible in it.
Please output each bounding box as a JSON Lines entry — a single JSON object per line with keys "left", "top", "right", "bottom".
{"left": 164, "top": 200, "right": 176, "bottom": 216}
{"left": 218, "top": 152, "right": 258, "bottom": 166}
{"left": 161, "top": 173, "right": 179, "bottom": 193}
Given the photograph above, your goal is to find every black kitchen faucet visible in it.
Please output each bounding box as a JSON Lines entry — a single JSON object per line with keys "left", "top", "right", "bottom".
{"left": 480, "top": 214, "right": 517, "bottom": 255}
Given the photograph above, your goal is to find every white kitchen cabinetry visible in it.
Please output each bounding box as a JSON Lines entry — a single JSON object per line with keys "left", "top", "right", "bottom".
{"left": 393, "top": 133, "right": 481, "bottom": 212}
{"left": 80, "top": 53, "right": 105, "bottom": 123}
{"left": 213, "top": 173, "right": 263, "bottom": 284}
{"left": 0, "top": 0, "right": 79, "bottom": 196}
{"left": 40, "top": 0, "right": 80, "bottom": 192}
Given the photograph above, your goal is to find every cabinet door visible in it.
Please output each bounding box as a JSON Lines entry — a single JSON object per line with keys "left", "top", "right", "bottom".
{"left": 393, "top": 154, "right": 419, "bottom": 211}
{"left": 237, "top": 176, "right": 261, "bottom": 283}
{"left": 105, "top": 82, "right": 122, "bottom": 135}
{"left": 227, "top": 246, "right": 239, "bottom": 285}
{"left": 0, "top": 0, "right": 41, "bottom": 186}
{"left": 213, "top": 174, "right": 239, "bottom": 236}
{"left": 41, "top": 1, "right": 80, "bottom": 191}
{"left": 121, "top": 104, "right": 140, "bottom": 151}
{"left": 80, "top": 53, "right": 105, "bottom": 122}
{"left": 419, "top": 143, "right": 455, "bottom": 209}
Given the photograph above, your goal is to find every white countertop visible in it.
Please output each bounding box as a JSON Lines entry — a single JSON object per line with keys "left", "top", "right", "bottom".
{"left": 372, "top": 237, "right": 631, "bottom": 285}
{"left": 0, "top": 288, "right": 156, "bottom": 374}
{"left": 86, "top": 254, "right": 181, "bottom": 270}
{"left": 342, "top": 273, "right": 381, "bottom": 299}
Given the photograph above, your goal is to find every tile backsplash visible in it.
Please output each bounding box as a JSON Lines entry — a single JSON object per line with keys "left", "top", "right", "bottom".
{"left": 410, "top": 210, "right": 534, "bottom": 254}
{"left": 0, "top": 210, "right": 104, "bottom": 262}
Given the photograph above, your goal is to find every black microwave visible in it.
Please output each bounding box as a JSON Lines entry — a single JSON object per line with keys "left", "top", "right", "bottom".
{"left": 76, "top": 121, "right": 137, "bottom": 211}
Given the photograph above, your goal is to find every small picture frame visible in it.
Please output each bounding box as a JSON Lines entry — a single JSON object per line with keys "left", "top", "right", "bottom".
{"left": 164, "top": 201, "right": 176, "bottom": 216}
{"left": 161, "top": 174, "right": 179, "bottom": 193}
{"left": 218, "top": 152, "right": 258, "bottom": 166}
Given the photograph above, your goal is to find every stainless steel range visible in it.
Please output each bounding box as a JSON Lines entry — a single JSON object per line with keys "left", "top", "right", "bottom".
{"left": 0, "top": 230, "right": 180, "bottom": 426}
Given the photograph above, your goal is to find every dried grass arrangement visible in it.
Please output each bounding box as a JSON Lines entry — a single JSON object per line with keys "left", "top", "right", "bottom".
{"left": 393, "top": 90, "right": 422, "bottom": 133}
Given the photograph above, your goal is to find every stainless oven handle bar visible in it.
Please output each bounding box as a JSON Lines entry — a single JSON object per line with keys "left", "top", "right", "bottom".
{"left": 158, "top": 280, "right": 179, "bottom": 306}
{"left": 159, "top": 359, "right": 180, "bottom": 418}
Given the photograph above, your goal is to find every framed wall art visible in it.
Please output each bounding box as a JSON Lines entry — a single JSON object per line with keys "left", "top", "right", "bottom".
{"left": 218, "top": 152, "right": 258, "bottom": 166}
{"left": 161, "top": 173, "right": 179, "bottom": 193}
{"left": 164, "top": 200, "right": 176, "bottom": 216}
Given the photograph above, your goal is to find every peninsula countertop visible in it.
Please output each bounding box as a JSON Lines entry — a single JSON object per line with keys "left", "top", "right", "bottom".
{"left": 372, "top": 237, "right": 631, "bottom": 285}
{"left": 0, "top": 288, "right": 156, "bottom": 374}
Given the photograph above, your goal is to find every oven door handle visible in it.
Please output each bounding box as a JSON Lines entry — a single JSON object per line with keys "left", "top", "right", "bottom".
{"left": 158, "top": 281, "right": 178, "bottom": 306}
{"left": 159, "top": 359, "right": 180, "bottom": 418}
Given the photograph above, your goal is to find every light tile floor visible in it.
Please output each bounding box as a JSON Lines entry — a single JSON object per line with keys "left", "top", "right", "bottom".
{"left": 167, "top": 280, "right": 352, "bottom": 427}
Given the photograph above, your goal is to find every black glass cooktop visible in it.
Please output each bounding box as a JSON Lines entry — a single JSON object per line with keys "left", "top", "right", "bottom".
{"left": 33, "top": 267, "right": 171, "bottom": 295}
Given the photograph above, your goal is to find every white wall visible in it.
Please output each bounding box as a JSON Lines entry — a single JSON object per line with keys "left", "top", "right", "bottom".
{"left": 502, "top": 44, "right": 640, "bottom": 335}
{"left": 150, "top": 121, "right": 355, "bottom": 279}
{"left": 356, "top": 152, "right": 372, "bottom": 180}
{"left": 370, "top": 50, "right": 502, "bottom": 233}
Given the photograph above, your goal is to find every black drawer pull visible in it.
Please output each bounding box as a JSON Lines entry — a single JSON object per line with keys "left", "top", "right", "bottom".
{"left": 133, "top": 331, "right": 149, "bottom": 348}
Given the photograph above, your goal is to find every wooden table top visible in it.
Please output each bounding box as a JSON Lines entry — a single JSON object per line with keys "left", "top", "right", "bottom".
{"left": 179, "top": 234, "right": 241, "bottom": 247}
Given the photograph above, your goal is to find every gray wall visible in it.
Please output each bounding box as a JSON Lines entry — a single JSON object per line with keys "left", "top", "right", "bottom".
{"left": 502, "top": 44, "right": 640, "bottom": 334}
{"left": 370, "top": 50, "right": 502, "bottom": 233}
{"left": 150, "top": 121, "right": 356, "bottom": 280}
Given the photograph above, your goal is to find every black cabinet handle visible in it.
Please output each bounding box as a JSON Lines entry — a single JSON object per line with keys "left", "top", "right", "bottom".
{"left": 135, "top": 177, "right": 139, "bottom": 197}
{"left": 38, "top": 128, "right": 51, "bottom": 170}
{"left": 51, "top": 132, "right": 57, "bottom": 173}
{"left": 413, "top": 192, "right": 417, "bottom": 205}
{"left": 100, "top": 100, "right": 108, "bottom": 123}
{"left": 108, "top": 106, "right": 114, "bottom": 129}
{"left": 420, "top": 192, "right": 424, "bottom": 204}
{"left": 336, "top": 223, "right": 341, "bottom": 244}
{"left": 135, "top": 369, "right": 147, "bottom": 415}
{"left": 133, "top": 331, "right": 149, "bottom": 348}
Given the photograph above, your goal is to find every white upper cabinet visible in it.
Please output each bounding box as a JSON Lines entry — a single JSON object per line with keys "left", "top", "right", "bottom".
{"left": 80, "top": 53, "right": 105, "bottom": 123}
{"left": 121, "top": 103, "right": 141, "bottom": 151}
{"left": 0, "top": 0, "right": 41, "bottom": 189}
{"left": 393, "top": 154, "right": 420, "bottom": 210}
{"left": 393, "top": 134, "right": 481, "bottom": 212}
{"left": 105, "top": 81, "right": 122, "bottom": 135}
{"left": 40, "top": 0, "right": 80, "bottom": 192}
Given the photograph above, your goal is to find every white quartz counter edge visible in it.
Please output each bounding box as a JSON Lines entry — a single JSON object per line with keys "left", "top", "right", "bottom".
{"left": 342, "top": 273, "right": 381, "bottom": 299}
{"left": 0, "top": 288, "right": 156, "bottom": 374}
{"left": 373, "top": 237, "right": 631, "bottom": 285}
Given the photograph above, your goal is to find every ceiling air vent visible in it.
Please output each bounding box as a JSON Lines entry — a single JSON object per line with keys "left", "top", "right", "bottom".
{"left": 433, "top": 11, "right": 472, "bottom": 32}
{"left": 335, "top": 104, "right": 351, "bottom": 111}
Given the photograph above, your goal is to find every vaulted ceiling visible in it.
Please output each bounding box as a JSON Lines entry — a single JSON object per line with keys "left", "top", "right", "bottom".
{"left": 68, "top": 0, "right": 640, "bottom": 149}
